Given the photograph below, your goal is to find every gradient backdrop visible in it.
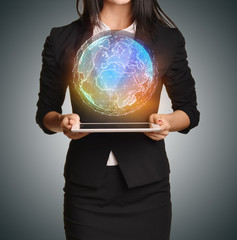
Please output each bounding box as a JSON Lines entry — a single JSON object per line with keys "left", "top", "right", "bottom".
{"left": 0, "top": 0, "right": 236, "bottom": 239}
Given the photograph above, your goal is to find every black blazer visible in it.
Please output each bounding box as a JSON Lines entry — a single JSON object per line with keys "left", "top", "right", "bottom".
{"left": 36, "top": 18, "right": 200, "bottom": 188}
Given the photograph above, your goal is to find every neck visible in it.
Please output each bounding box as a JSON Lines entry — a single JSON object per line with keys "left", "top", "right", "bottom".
{"left": 99, "top": 1, "right": 133, "bottom": 30}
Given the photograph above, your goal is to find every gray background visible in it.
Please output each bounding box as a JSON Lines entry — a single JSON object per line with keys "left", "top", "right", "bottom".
{"left": 0, "top": 0, "right": 236, "bottom": 239}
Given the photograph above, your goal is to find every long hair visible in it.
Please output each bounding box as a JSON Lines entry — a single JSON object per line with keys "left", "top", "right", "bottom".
{"left": 76, "top": 0, "right": 176, "bottom": 38}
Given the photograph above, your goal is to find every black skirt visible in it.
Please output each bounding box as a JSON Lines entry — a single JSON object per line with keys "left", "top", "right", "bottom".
{"left": 63, "top": 166, "right": 172, "bottom": 240}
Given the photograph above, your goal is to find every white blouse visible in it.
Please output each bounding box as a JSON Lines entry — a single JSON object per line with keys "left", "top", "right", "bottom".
{"left": 92, "top": 19, "right": 137, "bottom": 166}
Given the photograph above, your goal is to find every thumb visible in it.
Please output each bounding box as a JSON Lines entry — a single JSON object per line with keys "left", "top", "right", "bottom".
{"left": 149, "top": 113, "right": 160, "bottom": 124}
{"left": 149, "top": 114, "right": 163, "bottom": 126}
{"left": 68, "top": 114, "right": 80, "bottom": 125}
{"left": 149, "top": 113, "right": 156, "bottom": 123}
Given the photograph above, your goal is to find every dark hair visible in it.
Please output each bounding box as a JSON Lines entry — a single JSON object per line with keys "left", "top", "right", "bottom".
{"left": 76, "top": 0, "right": 176, "bottom": 38}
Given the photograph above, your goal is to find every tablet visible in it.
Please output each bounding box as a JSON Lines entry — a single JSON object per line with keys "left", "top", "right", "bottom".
{"left": 71, "top": 122, "right": 161, "bottom": 133}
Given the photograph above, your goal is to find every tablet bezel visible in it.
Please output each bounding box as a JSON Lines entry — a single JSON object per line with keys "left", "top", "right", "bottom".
{"left": 71, "top": 122, "right": 161, "bottom": 133}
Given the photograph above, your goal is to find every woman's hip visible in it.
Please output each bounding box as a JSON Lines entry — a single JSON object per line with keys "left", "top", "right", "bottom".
{"left": 63, "top": 166, "right": 172, "bottom": 240}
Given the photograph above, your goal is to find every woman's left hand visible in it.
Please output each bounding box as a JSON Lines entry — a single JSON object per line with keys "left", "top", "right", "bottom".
{"left": 144, "top": 113, "right": 171, "bottom": 141}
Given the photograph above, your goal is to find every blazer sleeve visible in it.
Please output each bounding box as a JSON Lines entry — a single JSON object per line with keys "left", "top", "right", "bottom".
{"left": 163, "top": 28, "right": 200, "bottom": 134}
{"left": 35, "top": 28, "right": 68, "bottom": 134}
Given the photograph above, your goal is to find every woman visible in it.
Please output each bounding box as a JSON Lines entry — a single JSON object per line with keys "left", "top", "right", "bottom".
{"left": 36, "top": 0, "right": 200, "bottom": 239}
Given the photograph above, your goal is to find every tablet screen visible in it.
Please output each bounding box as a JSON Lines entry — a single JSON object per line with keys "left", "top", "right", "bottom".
{"left": 79, "top": 123, "right": 154, "bottom": 129}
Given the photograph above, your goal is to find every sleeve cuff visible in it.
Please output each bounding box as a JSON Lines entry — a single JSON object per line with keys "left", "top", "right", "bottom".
{"left": 177, "top": 108, "right": 200, "bottom": 134}
{"left": 35, "top": 108, "right": 61, "bottom": 135}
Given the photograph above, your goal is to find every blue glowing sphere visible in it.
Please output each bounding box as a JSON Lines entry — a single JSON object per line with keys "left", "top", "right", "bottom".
{"left": 73, "top": 30, "right": 157, "bottom": 116}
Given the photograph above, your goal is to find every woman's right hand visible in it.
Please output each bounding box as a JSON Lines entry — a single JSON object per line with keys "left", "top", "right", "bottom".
{"left": 60, "top": 113, "right": 90, "bottom": 140}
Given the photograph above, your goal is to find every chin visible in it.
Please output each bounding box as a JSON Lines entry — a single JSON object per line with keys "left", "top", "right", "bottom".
{"left": 105, "top": 0, "right": 131, "bottom": 5}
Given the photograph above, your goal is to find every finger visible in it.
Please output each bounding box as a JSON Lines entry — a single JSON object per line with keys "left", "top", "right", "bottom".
{"left": 144, "top": 132, "right": 163, "bottom": 140}
{"left": 64, "top": 129, "right": 88, "bottom": 136}
{"left": 149, "top": 123, "right": 163, "bottom": 131}
{"left": 153, "top": 115, "right": 160, "bottom": 125}
{"left": 162, "top": 130, "right": 169, "bottom": 136}
{"left": 69, "top": 119, "right": 77, "bottom": 126}
{"left": 150, "top": 129, "right": 169, "bottom": 137}
{"left": 63, "top": 129, "right": 71, "bottom": 136}
{"left": 71, "top": 123, "right": 80, "bottom": 131}
{"left": 148, "top": 133, "right": 165, "bottom": 139}
{"left": 157, "top": 119, "right": 163, "bottom": 126}
{"left": 68, "top": 114, "right": 80, "bottom": 130}
{"left": 150, "top": 114, "right": 164, "bottom": 126}
{"left": 146, "top": 134, "right": 164, "bottom": 141}
{"left": 149, "top": 113, "right": 157, "bottom": 123}
{"left": 68, "top": 114, "right": 80, "bottom": 124}
{"left": 75, "top": 132, "right": 90, "bottom": 138}
{"left": 160, "top": 122, "right": 171, "bottom": 132}
{"left": 145, "top": 130, "right": 168, "bottom": 139}
{"left": 61, "top": 117, "right": 71, "bottom": 131}
{"left": 64, "top": 132, "right": 90, "bottom": 140}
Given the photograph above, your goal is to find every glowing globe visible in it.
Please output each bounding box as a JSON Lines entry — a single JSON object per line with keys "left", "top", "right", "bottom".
{"left": 73, "top": 30, "right": 157, "bottom": 116}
